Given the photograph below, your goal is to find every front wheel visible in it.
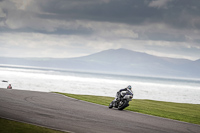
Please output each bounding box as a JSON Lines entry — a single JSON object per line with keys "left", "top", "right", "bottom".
{"left": 108, "top": 101, "right": 114, "bottom": 108}
{"left": 118, "top": 100, "right": 129, "bottom": 110}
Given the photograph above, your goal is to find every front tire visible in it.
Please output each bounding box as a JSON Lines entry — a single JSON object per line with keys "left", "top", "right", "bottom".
{"left": 118, "top": 100, "right": 129, "bottom": 110}
{"left": 108, "top": 101, "right": 114, "bottom": 108}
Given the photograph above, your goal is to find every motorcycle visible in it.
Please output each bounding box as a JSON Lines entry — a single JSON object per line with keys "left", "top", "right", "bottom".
{"left": 109, "top": 89, "right": 133, "bottom": 110}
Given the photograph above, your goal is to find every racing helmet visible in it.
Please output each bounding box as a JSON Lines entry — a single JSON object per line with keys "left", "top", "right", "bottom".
{"left": 127, "top": 85, "right": 132, "bottom": 90}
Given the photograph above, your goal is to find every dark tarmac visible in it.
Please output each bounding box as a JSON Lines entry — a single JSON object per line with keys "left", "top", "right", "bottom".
{"left": 0, "top": 88, "right": 199, "bottom": 133}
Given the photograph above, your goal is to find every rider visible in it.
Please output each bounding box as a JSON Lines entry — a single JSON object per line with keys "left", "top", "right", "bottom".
{"left": 115, "top": 85, "right": 132, "bottom": 101}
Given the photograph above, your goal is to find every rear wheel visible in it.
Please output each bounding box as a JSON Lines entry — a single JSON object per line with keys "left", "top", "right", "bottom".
{"left": 118, "top": 100, "right": 129, "bottom": 110}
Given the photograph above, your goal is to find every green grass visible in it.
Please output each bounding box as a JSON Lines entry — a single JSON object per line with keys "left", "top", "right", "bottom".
{"left": 56, "top": 92, "right": 200, "bottom": 125}
{"left": 0, "top": 118, "right": 66, "bottom": 133}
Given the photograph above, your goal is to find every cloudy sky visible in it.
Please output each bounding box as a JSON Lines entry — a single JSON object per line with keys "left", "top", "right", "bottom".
{"left": 0, "top": 0, "right": 200, "bottom": 60}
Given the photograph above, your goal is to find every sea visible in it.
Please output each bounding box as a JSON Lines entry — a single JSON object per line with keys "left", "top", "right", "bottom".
{"left": 0, "top": 65, "right": 200, "bottom": 104}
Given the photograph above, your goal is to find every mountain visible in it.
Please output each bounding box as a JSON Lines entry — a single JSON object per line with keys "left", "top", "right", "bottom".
{"left": 0, "top": 48, "right": 199, "bottom": 78}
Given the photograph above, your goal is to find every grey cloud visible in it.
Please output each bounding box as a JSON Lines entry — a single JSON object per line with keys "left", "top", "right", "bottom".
{"left": 37, "top": 0, "right": 158, "bottom": 24}
{"left": 2, "top": 0, "right": 200, "bottom": 30}
{"left": 138, "top": 32, "right": 186, "bottom": 42}
{"left": 148, "top": 0, "right": 172, "bottom": 8}
{"left": 1, "top": 0, "right": 200, "bottom": 43}
{"left": 36, "top": 0, "right": 200, "bottom": 30}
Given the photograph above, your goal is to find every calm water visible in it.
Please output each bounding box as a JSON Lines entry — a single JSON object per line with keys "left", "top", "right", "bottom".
{"left": 0, "top": 65, "right": 200, "bottom": 104}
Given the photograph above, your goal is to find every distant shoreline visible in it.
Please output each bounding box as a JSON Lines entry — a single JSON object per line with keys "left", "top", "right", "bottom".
{"left": 1, "top": 64, "right": 200, "bottom": 82}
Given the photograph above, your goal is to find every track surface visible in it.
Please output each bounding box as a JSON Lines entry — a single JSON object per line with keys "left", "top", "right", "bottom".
{"left": 0, "top": 89, "right": 199, "bottom": 133}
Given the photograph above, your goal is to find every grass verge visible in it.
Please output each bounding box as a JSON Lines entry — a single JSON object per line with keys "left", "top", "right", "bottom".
{"left": 0, "top": 118, "right": 66, "bottom": 133}
{"left": 56, "top": 92, "right": 200, "bottom": 125}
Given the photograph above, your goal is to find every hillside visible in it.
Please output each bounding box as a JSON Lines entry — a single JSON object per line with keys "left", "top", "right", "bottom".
{"left": 0, "top": 48, "right": 199, "bottom": 78}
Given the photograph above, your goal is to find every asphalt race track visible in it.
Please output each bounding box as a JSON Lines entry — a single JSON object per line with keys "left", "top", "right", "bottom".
{"left": 0, "top": 89, "right": 199, "bottom": 133}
